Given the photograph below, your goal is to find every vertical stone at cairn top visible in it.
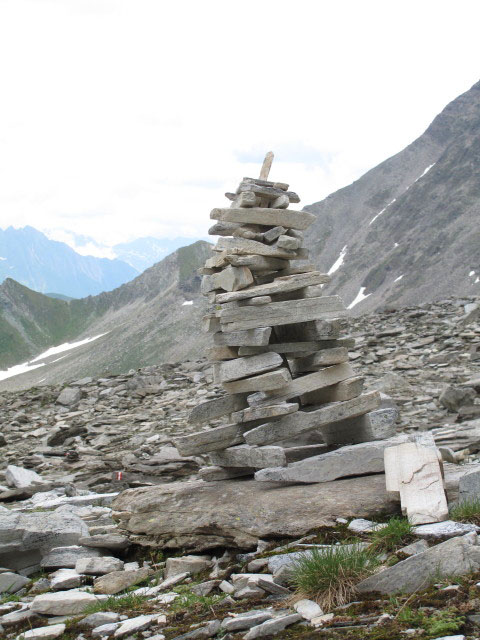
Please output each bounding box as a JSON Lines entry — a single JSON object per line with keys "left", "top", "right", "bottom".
{"left": 174, "top": 153, "right": 396, "bottom": 483}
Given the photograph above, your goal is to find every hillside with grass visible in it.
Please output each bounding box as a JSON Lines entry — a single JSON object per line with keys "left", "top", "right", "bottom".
{"left": 0, "top": 240, "right": 212, "bottom": 383}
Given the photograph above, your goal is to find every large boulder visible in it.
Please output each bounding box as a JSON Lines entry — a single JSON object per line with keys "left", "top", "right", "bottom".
{"left": 0, "top": 511, "right": 88, "bottom": 574}
{"left": 112, "top": 475, "right": 398, "bottom": 551}
{"left": 112, "top": 464, "right": 471, "bottom": 552}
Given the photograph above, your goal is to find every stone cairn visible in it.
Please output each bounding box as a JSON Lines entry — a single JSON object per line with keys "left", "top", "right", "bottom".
{"left": 173, "top": 153, "right": 436, "bottom": 504}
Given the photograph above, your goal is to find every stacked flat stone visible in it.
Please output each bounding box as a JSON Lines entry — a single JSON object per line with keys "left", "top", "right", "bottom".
{"left": 174, "top": 155, "right": 397, "bottom": 483}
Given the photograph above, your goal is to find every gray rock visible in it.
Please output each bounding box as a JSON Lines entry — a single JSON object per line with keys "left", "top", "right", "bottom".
{"left": 16, "top": 623, "right": 66, "bottom": 639}
{"left": 114, "top": 614, "right": 164, "bottom": 638}
{"left": 79, "top": 534, "right": 129, "bottom": 550}
{"left": 320, "top": 408, "right": 398, "bottom": 445}
{"left": 397, "top": 540, "right": 429, "bottom": 557}
{"left": 255, "top": 436, "right": 407, "bottom": 483}
{"left": 459, "top": 468, "right": 480, "bottom": 502}
{"left": 0, "top": 607, "right": 41, "bottom": 627}
{"left": 50, "top": 568, "right": 83, "bottom": 590}
{"left": 5, "top": 465, "right": 43, "bottom": 489}
{"left": 171, "top": 619, "right": 220, "bottom": 640}
{"left": 356, "top": 533, "right": 480, "bottom": 594}
{"left": 293, "top": 599, "right": 323, "bottom": 621}
{"left": 412, "top": 520, "right": 480, "bottom": 539}
{"left": 0, "top": 511, "right": 89, "bottom": 573}
{"left": 56, "top": 387, "right": 82, "bottom": 406}
{"left": 111, "top": 475, "right": 400, "bottom": 551}
{"left": 80, "top": 612, "right": 121, "bottom": 628}
{"left": 0, "top": 571, "right": 30, "bottom": 594}
{"left": 165, "top": 555, "right": 212, "bottom": 578}
{"left": 92, "top": 622, "right": 121, "bottom": 637}
{"left": 93, "top": 568, "right": 151, "bottom": 595}
{"left": 31, "top": 590, "right": 99, "bottom": 615}
{"left": 222, "top": 610, "right": 273, "bottom": 631}
{"left": 243, "top": 614, "right": 302, "bottom": 639}
{"left": 439, "top": 386, "right": 476, "bottom": 412}
{"left": 75, "top": 556, "right": 124, "bottom": 575}
{"left": 41, "top": 545, "right": 104, "bottom": 569}
{"left": 347, "top": 519, "right": 386, "bottom": 533}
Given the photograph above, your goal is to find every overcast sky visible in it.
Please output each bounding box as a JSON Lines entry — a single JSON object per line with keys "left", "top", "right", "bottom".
{"left": 0, "top": 0, "right": 479, "bottom": 253}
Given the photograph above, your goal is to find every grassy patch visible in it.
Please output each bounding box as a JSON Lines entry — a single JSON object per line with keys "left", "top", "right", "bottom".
{"left": 397, "top": 606, "right": 465, "bottom": 639}
{"left": 370, "top": 517, "right": 413, "bottom": 552}
{"left": 450, "top": 498, "right": 480, "bottom": 525}
{"left": 82, "top": 593, "right": 149, "bottom": 615}
{"left": 289, "top": 544, "right": 381, "bottom": 610}
{"left": 0, "top": 592, "right": 22, "bottom": 605}
{"left": 170, "top": 584, "right": 228, "bottom": 614}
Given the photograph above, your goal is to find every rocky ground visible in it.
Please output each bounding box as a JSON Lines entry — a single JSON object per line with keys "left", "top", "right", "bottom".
{"left": 0, "top": 297, "right": 479, "bottom": 640}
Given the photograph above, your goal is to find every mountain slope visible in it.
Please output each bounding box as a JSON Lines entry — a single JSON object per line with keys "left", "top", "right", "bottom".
{"left": 0, "top": 226, "right": 137, "bottom": 297}
{"left": 0, "top": 240, "right": 212, "bottom": 388}
{"left": 305, "top": 79, "right": 480, "bottom": 312}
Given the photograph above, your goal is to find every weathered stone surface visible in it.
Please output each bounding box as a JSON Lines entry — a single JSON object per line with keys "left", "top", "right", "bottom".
{"left": 294, "top": 599, "right": 323, "bottom": 621}
{"left": 231, "top": 403, "right": 298, "bottom": 424}
{"left": 320, "top": 408, "right": 397, "bottom": 445}
{"left": 188, "top": 394, "right": 249, "bottom": 425}
{"left": 245, "top": 392, "right": 381, "bottom": 446}
{"left": 112, "top": 475, "right": 400, "bottom": 551}
{"left": 356, "top": 534, "right": 480, "bottom": 595}
{"left": 18, "top": 623, "right": 66, "bottom": 640}
{"left": 56, "top": 387, "right": 82, "bottom": 406}
{"left": 300, "top": 376, "right": 364, "bottom": 406}
{"left": 80, "top": 612, "right": 121, "bottom": 628}
{"left": 201, "top": 265, "right": 253, "bottom": 294}
{"left": 209, "top": 445, "right": 287, "bottom": 469}
{"left": 80, "top": 534, "right": 129, "bottom": 550}
{"left": 243, "top": 614, "right": 302, "bottom": 639}
{"left": 215, "top": 272, "right": 329, "bottom": 304}
{"left": 93, "top": 568, "right": 152, "bottom": 595}
{"left": 213, "top": 328, "right": 272, "bottom": 347}
{"left": 397, "top": 540, "right": 429, "bottom": 557}
{"left": 214, "top": 353, "right": 283, "bottom": 383}
{"left": 0, "top": 512, "right": 89, "bottom": 573}
{"left": 458, "top": 468, "right": 480, "bottom": 502}
{"left": 165, "top": 555, "right": 212, "bottom": 578}
{"left": 0, "top": 571, "right": 31, "bottom": 594}
{"left": 75, "top": 556, "right": 124, "bottom": 575}
{"left": 5, "top": 465, "right": 43, "bottom": 489}
{"left": 255, "top": 436, "right": 408, "bottom": 483}
{"left": 247, "top": 363, "right": 355, "bottom": 407}
{"left": 41, "top": 545, "right": 103, "bottom": 570}
{"left": 439, "top": 385, "right": 476, "bottom": 412}
{"left": 174, "top": 423, "right": 251, "bottom": 456}
{"left": 221, "top": 610, "right": 273, "bottom": 631}
{"left": 210, "top": 207, "right": 315, "bottom": 230}
{"left": 219, "top": 296, "right": 346, "bottom": 332}
{"left": 50, "top": 568, "right": 82, "bottom": 590}
{"left": 215, "top": 237, "right": 300, "bottom": 259}
{"left": 31, "top": 590, "right": 98, "bottom": 615}
{"left": 222, "top": 368, "right": 291, "bottom": 394}
{"left": 114, "top": 614, "right": 162, "bottom": 638}
{"left": 412, "top": 520, "right": 480, "bottom": 539}
{"left": 291, "top": 347, "right": 349, "bottom": 373}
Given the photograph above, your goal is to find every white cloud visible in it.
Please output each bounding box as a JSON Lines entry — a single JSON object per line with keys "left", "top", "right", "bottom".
{"left": 0, "top": 0, "right": 479, "bottom": 245}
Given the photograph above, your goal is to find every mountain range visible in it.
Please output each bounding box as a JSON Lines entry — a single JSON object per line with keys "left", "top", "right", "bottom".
{"left": 1, "top": 78, "right": 479, "bottom": 387}
{"left": 0, "top": 227, "right": 138, "bottom": 298}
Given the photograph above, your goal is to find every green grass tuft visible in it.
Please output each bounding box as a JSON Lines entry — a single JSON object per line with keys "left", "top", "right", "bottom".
{"left": 82, "top": 593, "right": 149, "bottom": 615}
{"left": 449, "top": 498, "right": 480, "bottom": 525}
{"left": 397, "top": 606, "right": 465, "bottom": 639}
{"left": 289, "top": 544, "right": 381, "bottom": 609}
{"left": 370, "top": 517, "right": 413, "bottom": 552}
{"left": 170, "top": 584, "right": 228, "bottom": 614}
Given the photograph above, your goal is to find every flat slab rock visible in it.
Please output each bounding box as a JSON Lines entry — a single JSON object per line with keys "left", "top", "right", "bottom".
{"left": 112, "top": 463, "right": 471, "bottom": 552}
